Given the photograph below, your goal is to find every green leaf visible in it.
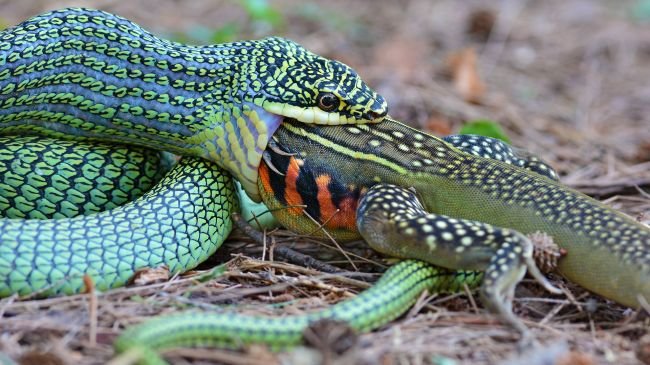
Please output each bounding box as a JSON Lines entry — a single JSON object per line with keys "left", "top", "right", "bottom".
{"left": 431, "top": 355, "right": 457, "bottom": 365}
{"left": 631, "top": 0, "right": 650, "bottom": 21}
{"left": 129, "top": 295, "right": 146, "bottom": 303}
{"left": 459, "top": 119, "right": 511, "bottom": 144}
{"left": 194, "top": 264, "right": 227, "bottom": 282}
{"left": 210, "top": 23, "right": 241, "bottom": 44}
{"left": 239, "top": 0, "right": 284, "bottom": 28}
{"left": 181, "top": 24, "right": 240, "bottom": 45}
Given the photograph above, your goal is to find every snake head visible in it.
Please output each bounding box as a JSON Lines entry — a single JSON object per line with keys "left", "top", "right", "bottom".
{"left": 257, "top": 37, "right": 388, "bottom": 125}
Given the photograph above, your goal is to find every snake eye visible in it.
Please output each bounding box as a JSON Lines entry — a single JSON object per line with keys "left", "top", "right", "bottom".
{"left": 317, "top": 92, "right": 339, "bottom": 112}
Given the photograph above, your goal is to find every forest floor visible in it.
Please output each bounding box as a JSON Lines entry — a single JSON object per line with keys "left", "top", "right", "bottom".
{"left": 0, "top": 0, "right": 649, "bottom": 364}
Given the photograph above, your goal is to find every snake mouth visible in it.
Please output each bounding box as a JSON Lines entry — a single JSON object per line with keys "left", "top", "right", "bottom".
{"left": 364, "top": 109, "right": 387, "bottom": 123}
{"left": 264, "top": 102, "right": 385, "bottom": 125}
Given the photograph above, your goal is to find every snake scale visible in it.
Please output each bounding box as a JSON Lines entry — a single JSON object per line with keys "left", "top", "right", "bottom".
{"left": 0, "top": 7, "right": 649, "bottom": 365}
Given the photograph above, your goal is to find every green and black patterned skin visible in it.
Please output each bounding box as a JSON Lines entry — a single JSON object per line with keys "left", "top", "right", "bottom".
{"left": 0, "top": 136, "right": 168, "bottom": 219}
{"left": 0, "top": 7, "right": 387, "bottom": 198}
{"left": 442, "top": 134, "right": 559, "bottom": 181}
{"left": 1, "top": 154, "right": 235, "bottom": 296}
{"left": 0, "top": 7, "right": 389, "bottom": 297}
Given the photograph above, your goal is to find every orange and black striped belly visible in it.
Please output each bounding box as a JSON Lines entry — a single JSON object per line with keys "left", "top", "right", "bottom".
{"left": 258, "top": 151, "right": 365, "bottom": 241}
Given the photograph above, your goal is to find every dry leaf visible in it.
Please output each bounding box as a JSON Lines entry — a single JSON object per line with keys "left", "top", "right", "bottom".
{"left": 303, "top": 319, "right": 358, "bottom": 356}
{"left": 528, "top": 231, "right": 565, "bottom": 274}
{"left": 373, "top": 34, "right": 428, "bottom": 82}
{"left": 637, "top": 334, "right": 650, "bottom": 365}
{"left": 130, "top": 266, "right": 170, "bottom": 286}
{"left": 635, "top": 141, "right": 650, "bottom": 162}
{"left": 466, "top": 8, "right": 496, "bottom": 42}
{"left": 425, "top": 112, "right": 453, "bottom": 135}
{"left": 557, "top": 352, "right": 596, "bottom": 365}
{"left": 18, "top": 351, "right": 65, "bottom": 365}
{"left": 446, "top": 47, "right": 486, "bottom": 104}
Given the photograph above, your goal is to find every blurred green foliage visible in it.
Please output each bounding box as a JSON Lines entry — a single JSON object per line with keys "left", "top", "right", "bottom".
{"left": 458, "top": 119, "right": 511, "bottom": 144}
{"left": 240, "top": 0, "right": 284, "bottom": 28}
{"left": 295, "top": 2, "right": 358, "bottom": 33}
{"left": 177, "top": 23, "right": 240, "bottom": 44}
{"left": 194, "top": 263, "right": 227, "bottom": 282}
{"left": 170, "top": 0, "right": 285, "bottom": 44}
{"left": 168, "top": 0, "right": 363, "bottom": 45}
{"left": 631, "top": 0, "right": 650, "bottom": 21}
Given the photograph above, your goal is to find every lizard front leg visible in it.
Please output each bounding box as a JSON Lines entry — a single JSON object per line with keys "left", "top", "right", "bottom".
{"left": 356, "top": 183, "right": 562, "bottom": 335}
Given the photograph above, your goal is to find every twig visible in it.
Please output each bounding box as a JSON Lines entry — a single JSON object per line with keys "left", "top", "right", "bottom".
{"left": 163, "top": 348, "right": 275, "bottom": 365}
{"left": 237, "top": 258, "right": 373, "bottom": 288}
{"left": 273, "top": 246, "right": 344, "bottom": 274}
{"left": 302, "top": 210, "right": 359, "bottom": 271}
{"left": 463, "top": 283, "right": 480, "bottom": 314}
{"left": 83, "top": 275, "right": 97, "bottom": 347}
{"left": 233, "top": 213, "right": 345, "bottom": 274}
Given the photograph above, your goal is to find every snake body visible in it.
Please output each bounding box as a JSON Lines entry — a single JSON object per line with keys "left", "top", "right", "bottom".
{"left": 0, "top": 7, "right": 387, "bottom": 198}
{"left": 1, "top": 152, "right": 234, "bottom": 296}
{"left": 0, "top": 8, "right": 385, "bottom": 296}
{"left": 0, "top": 136, "right": 168, "bottom": 219}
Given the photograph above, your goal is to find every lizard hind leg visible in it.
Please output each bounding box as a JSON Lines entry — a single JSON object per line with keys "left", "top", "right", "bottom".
{"left": 443, "top": 134, "right": 559, "bottom": 181}
{"left": 356, "top": 183, "right": 560, "bottom": 335}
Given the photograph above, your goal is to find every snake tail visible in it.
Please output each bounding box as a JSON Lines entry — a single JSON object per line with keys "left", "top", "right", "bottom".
{"left": 114, "top": 260, "right": 482, "bottom": 364}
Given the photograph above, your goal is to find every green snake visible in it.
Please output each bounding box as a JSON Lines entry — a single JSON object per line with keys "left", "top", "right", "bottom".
{"left": 1, "top": 8, "right": 649, "bottom": 365}
{"left": 0, "top": 7, "right": 387, "bottom": 200}
{"left": 0, "top": 6, "right": 386, "bottom": 296}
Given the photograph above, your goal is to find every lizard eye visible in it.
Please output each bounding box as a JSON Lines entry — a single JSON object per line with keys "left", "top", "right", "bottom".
{"left": 317, "top": 92, "right": 339, "bottom": 112}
